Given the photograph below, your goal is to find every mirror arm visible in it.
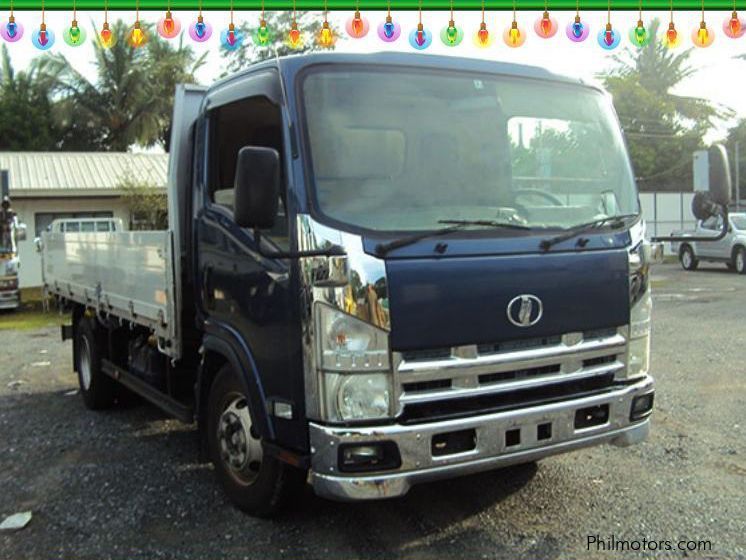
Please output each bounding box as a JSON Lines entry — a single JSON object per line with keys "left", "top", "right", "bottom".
{"left": 652, "top": 205, "right": 729, "bottom": 243}
{"left": 253, "top": 229, "right": 346, "bottom": 259}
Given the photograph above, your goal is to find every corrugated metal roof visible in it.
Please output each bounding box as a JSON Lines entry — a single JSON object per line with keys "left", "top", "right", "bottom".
{"left": 0, "top": 152, "right": 168, "bottom": 195}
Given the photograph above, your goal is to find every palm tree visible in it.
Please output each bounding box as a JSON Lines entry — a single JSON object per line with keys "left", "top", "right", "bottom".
{"left": 45, "top": 20, "right": 205, "bottom": 151}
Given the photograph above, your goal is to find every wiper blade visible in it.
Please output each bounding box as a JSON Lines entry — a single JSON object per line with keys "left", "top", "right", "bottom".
{"left": 539, "top": 213, "right": 639, "bottom": 252}
{"left": 374, "top": 220, "right": 530, "bottom": 257}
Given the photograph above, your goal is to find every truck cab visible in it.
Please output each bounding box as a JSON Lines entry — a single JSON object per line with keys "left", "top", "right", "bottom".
{"left": 0, "top": 213, "right": 26, "bottom": 310}
{"left": 46, "top": 53, "right": 660, "bottom": 516}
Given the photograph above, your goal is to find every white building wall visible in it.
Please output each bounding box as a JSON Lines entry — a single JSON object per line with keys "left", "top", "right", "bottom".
{"left": 12, "top": 197, "right": 131, "bottom": 288}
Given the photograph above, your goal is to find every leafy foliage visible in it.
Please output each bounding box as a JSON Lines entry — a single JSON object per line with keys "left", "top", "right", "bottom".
{"left": 0, "top": 45, "right": 59, "bottom": 150}
{"left": 118, "top": 177, "right": 168, "bottom": 230}
{"left": 599, "top": 19, "right": 730, "bottom": 192}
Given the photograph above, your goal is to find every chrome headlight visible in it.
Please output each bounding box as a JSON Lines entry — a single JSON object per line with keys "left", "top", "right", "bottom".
{"left": 626, "top": 242, "right": 651, "bottom": 379}
{"left": 316, "top": 303, "right": 393, "bottom": 422}
{"left": 4, "top": 258, "right": 19, "bottom": 276}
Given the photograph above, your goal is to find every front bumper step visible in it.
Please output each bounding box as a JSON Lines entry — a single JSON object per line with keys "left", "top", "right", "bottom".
{"left": 309, "top": 376, "right": 654, "bottom": 501}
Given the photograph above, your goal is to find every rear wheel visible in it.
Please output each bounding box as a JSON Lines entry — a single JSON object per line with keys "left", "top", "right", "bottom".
{"left": 679, "top": 245, "right": 698, "bottom": 271}
{"left": 206, "top": 365, "right": 305, "bottom": 517}
{"left": 76, "top": 317, "right": 116, "bottom": 410}
{"left": 734, "top": 247, "right": 746, "bottom": 274}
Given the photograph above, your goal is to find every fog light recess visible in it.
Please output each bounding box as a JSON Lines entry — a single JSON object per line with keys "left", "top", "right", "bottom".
{"left": 338, "top": 441, "right": 402, "bottom": 473}
{"left": 630, "top": 392, "right": 654, "bottom": 421}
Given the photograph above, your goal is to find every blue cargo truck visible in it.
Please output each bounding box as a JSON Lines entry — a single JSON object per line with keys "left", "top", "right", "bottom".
{"left": 42, "top": 53, "right": 730, "bottom": 516}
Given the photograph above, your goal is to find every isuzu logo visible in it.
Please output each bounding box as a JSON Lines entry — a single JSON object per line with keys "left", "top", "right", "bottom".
{"left": 507, "top": 295, "right": 543, "bottom": 327}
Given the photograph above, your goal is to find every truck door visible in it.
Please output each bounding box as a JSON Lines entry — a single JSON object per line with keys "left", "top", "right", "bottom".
{"left": 194, "top": 71, "right": 305, "bottom": 450}
{"left": 698, "top": 215, "right": 728, "bottom": 259}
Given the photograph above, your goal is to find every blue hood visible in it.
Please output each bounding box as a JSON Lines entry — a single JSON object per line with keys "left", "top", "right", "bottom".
{"left": 384, "top": 248, "right": 630, "bottom": 351}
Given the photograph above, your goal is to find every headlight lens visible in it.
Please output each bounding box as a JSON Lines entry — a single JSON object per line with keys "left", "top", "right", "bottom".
{"left": 4, "top": 259, "right": 18, "bottom": 276}
{"left": 626, "top": 242, "right": 652, "bottom": 379}
{"left": 324, "top": 373, "right": 392, "bottom": 422}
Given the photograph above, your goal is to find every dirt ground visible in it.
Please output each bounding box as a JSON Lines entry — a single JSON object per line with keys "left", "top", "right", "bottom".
{"left": 1, "top": 262, "right": 744, "bottom": 559}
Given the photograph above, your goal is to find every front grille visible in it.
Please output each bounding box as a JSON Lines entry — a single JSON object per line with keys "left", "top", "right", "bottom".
{"left": 400, "top": 374, "right": 618, "bottom": 424}
{"left": 394, "top": 328, "right": 627, "bottom": 423}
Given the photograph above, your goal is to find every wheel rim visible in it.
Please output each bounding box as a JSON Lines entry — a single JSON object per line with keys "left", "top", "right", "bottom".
{"left": 79, "top": 336, "right": 92, "bottom": 390}
{"left": 682, "top": 250, "right": 692, "bottom": 268}
{"left": 217, "top": 394, "right": 263, "bottom": 485}
{"left": 737, "top": 252, "right": 744, "bottom": 272}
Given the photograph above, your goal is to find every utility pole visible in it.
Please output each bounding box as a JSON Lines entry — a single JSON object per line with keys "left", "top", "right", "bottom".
{"left": 736, "top": 141, "right": 740, "bottom": 211}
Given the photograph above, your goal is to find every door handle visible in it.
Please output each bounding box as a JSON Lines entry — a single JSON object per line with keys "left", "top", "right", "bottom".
{"left": 203, "top": 265, "right": 214, "bottom": 310}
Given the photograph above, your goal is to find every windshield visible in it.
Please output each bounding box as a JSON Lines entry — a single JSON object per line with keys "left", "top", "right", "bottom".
{"left": 302, "top": 68, "right": 639, "bottom": 233}
{"left": 731, "top": 216, "right": 746, "bottom": 230}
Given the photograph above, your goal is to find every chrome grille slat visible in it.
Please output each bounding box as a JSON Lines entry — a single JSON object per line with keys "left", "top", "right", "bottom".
{"left": 393, "top": 329, "right": 628, "bottom": 416}
{"left": 398, "top": 361, "right": 624, "bottom": 405}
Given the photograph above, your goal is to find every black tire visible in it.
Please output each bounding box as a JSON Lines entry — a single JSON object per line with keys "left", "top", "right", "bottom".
{"left": 734, "top": 246, "right": 746, "bottom": 275}
{"left": 679, "top": 245, "right": 698, "bottom": 271}
{"left": 207, "top": 364, "right": 306, "bottom": 517}
{"left": 75, "top": 317, "right": 116, "bottom": 410}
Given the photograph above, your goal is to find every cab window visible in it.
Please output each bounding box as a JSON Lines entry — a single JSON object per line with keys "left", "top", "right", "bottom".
{"left": 207, "top": 94, "right": 289, "bottom": 249}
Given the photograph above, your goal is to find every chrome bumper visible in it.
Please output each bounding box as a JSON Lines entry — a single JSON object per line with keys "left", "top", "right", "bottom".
{"left": 309, "top": 376, "right": 653, "bottom": 501}
{"left": 0, "top": 289, "right": 20, "bottom": 310}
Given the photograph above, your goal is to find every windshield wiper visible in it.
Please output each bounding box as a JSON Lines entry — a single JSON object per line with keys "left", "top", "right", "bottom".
{"left": 539, "top": 213, "right": 639, "bottom": 252}
{"left": 374, "top": 219, "right": 530, "bottom": 257}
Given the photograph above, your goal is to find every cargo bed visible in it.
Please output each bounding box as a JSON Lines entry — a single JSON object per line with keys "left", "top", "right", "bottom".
{"left": 41, "top": 231, "right": 180, "bottom": 358}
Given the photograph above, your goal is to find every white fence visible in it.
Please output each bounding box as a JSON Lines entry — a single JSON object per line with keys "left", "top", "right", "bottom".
{"left": 639, "top": 192, "right": 697, "bottom": 240}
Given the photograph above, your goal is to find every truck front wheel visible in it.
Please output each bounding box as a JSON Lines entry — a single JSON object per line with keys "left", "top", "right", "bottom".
{"left": 75, "top": 317, "right": 116, "bottom": 410}
{"left": 206, "top": 365, "right": 305, "bottom": 517}
{"left": 679, "top": 245, "right": 698, "bottom": 271}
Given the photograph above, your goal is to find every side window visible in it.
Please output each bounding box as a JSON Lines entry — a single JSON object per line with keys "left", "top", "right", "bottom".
{"left": 81, "top": 222, "right": 96, "bottom": 232}
{"left": 66, "top": 222, "right": 80, "bottom": 232}
{"left": 96, "top": 222, "right": 111, "bottom": 232}
{"left": 207, "top": 93, "right": 289, "bottom": 250}
{"left": 702, "top": 216, "right": 721, "bottom": 230}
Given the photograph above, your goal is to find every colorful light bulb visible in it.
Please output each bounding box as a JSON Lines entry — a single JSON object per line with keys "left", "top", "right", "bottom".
{"left": 157, "top": 10, "right": 181, "bottom": 39}
{"left": 188, "top": 15, "right": 212, "bottom": 42}
{"left": 597, "top": 22, "right": 620, "bottom": 49}
{"left": 474, "top": 21, "right": 492, "bottom": 47}
{"left": 440, "top": 19, "right": 463, "bottom": 46}
{"left": 127, "top": 21, "right": 148, "bottom": 48}
{"left": 534, "top": 10, "right": 558, "bottom": 38}
{"left": 629, "top": 19, "right": 650, "bottom": 46}
{"left": 63, "top": 19, "right": 86, "bottom": 46}
{"left": 723, "top": 11, "right": 745, "bottom": 38}
{"left": 251, "top": 19, "right": 271, "bottom": 45}
{"left": 503, "top": 20, "right": 526, "bottom": 47}
{"left": 346, "top": 10, "right": 370, "bottom": 38}
{"left": 377, "top": 15, "right": 401, "bottom": 42}
{"left": 566, "top": 15, "right": 589, "bottom": 42}
{"left": 692, "top": 20, "right": 714, "bottom": 47}
{"left": 408, "top": 22, "right": 432, "bottom": 49}
{"left": 32, "top": 22, "right": 55, "bottom": 50}
{"left": 220, "top": 22, "right": 243, "bottom": 50}
{"left": 662, "top": 21, "right": 679, "bottom": 48}
{"left": 317, "top": 20, "right": 335, "bottom": 47}
{"left": 98, "top": 21, "right": 116, "bottom": 48}
{"left": 1, "top": 15, "right": 23, "bottom": 42}
{"left": 285, "top": 21, "right": 304, "bottom": 49}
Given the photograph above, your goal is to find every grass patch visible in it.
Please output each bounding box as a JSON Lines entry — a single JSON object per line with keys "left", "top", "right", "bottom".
{"left": 0, "top": 288, "right": 67, "bottom": 331}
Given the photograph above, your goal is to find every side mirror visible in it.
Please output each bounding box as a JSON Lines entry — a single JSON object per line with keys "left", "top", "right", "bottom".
{"left": 708, "top": 143, "right": 732, "bottom": 207}
{"left": 16, "top": 223, "right": 27, "bottom": 242}
{"left": 233, "top": 146, "right": 280, "bottom": 230}
{"left": 34, "top": 237, "right": 43, "bottom": 253}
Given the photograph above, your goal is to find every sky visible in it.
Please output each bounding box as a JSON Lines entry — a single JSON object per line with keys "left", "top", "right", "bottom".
{"left": 3, "top": 8, "right": 746, "bottom": 147}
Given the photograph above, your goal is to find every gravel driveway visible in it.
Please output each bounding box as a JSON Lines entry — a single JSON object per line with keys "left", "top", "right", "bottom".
{"left": 1, "top": 262, "right": 744, "bottom": 559}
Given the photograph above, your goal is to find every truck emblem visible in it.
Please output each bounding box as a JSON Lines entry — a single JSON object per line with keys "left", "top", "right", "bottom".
{"left": 507, "top": 295, "right": 543, "bottom": 327}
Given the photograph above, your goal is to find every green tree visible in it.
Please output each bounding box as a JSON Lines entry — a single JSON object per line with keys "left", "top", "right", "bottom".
{"left": 45, "top": 20, "right": 205, "bottom": 151}
{"left": 600, "top": 19, "right": 730, "bottom": 192}
{"left": 725, "top": 120, "right": 746, "bottom": 203}
{"left": 223, "top": 11, "right": 335, "bottom": 75}
{"left": 118, "top": 177, "right": 168, "bottom": 229}
{"left": 0, "top": 45, "right": 59, "bottom": 150}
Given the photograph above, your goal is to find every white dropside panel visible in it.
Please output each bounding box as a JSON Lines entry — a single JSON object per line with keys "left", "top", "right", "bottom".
{"left": 41, "top": 231, "right": 178, "bottom": 357}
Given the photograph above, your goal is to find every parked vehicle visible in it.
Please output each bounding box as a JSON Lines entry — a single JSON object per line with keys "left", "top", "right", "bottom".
{"left": 42, "top": 53, "right": 674, "bottom": 516}
{"left": 670, "top": 213, "right": 746, "bottom": 273}
{"left": 49, "top": 217, "right": 125, "bottom": 233}
{"left": 0, "top": 197, "right": 26, "bottom": 310}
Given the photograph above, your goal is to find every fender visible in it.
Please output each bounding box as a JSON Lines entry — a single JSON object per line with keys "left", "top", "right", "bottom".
{"left": 199, "top": 319, "right": 276, "bottom": 442}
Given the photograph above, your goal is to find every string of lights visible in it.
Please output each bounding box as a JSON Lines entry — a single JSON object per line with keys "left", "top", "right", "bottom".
{"left": 3, "top": 0, "right": 743, "bottom": 49}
